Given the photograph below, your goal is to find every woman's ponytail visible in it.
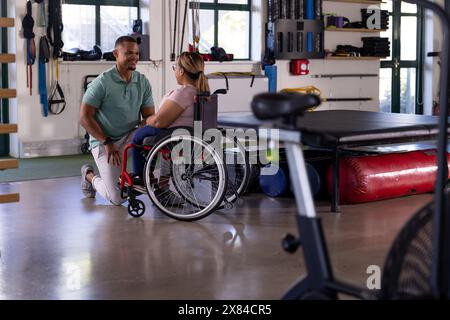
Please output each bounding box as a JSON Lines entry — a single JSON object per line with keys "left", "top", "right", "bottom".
{"left": 197, "top": 71, "right": 210, "bottom": 93}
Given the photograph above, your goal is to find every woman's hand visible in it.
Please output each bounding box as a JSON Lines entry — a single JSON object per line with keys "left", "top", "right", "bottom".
{"left": 145, "top": 115, "right": 156, "bottom": 126}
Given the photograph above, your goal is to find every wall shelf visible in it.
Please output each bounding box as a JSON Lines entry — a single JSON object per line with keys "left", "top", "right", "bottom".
{"left": 323, "top": 0, "right": 383, "bottom": 4}
{"left": 325, "top": 56, "right": 383, "bottom": 60}
{"left": 0, "top": 54, "right": 15, "bottom": 63}
{"left": 325, "top": 27, "right": 386, "bottom": 33}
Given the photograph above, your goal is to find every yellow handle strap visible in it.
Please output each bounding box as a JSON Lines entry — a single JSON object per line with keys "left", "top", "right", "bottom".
{"left": 55, "top": 58, "right": 59, "bottom": 81}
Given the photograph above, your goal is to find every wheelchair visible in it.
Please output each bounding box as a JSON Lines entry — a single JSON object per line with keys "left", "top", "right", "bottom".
{"left": 119, "top": 90, "right": 251, "bottom": 221}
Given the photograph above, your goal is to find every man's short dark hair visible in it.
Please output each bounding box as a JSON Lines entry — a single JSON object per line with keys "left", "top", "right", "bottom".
{"left": 114, "top": 36, "right": 137, "bottom": 48}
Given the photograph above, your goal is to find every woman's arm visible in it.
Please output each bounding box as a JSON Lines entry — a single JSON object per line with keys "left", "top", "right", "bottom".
{"left": 146, "top": 100, "right": 184, "bottom": 128}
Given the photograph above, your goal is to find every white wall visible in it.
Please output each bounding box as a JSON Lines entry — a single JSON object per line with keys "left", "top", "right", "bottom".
{"left": 6, "top": 0, "right": 409, "bottom": 158}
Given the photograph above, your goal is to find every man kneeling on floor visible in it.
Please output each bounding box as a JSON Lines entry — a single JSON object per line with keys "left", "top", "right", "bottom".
{"left": 79, "top": 35, "right": 155, "bottom": 205}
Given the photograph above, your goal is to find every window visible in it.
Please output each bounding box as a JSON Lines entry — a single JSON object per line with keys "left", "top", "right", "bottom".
{"left": 62, "top": 0, "right": 139, "bottom": 52}
{"left": 189, "top": 0, "right": 252, "bottom": 60}
{"left": 379, "top": 1, "right": 424, "bottom": 114}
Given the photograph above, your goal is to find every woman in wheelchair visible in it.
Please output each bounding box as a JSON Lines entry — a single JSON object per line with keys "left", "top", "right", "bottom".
{"left": 123, "top": 51, "right": 232, "bottom": 221}
{"left": 132, "top": 51, "right": 209, "bottom": 180}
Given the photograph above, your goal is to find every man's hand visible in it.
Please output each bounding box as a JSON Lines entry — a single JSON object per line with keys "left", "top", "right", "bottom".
{"left": 139, "top": 118, "right": 147, "bottom": 128}
{"left": 105, "top": 143, "right": 121, "bottom": 166}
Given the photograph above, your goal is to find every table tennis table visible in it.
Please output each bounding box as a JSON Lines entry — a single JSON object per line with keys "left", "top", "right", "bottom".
{"left": 218, "top": 110, "right": 445, "bottom": 212}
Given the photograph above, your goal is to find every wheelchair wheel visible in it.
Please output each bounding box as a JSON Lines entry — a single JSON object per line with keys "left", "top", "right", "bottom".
{"left": 222, "top": 135, "right": 250, "bottom": 204}
{"left": 143, "top": 134, "right": 227, "bottom": 221}
{"left": 128, "top": 199, "right": 146, "bottom": 218}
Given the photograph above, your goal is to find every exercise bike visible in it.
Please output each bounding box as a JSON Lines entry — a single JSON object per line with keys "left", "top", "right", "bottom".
{"left": 250, "top": 0, "right": 450, "bottom": 300}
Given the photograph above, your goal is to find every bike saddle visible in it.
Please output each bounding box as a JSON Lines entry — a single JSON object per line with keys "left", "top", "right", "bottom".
{"left": 251, "top": 92, "right": 321, "bottom": 120}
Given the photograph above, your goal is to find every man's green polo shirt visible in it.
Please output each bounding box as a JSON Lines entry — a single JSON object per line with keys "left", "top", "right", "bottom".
{"left": 82, "top": 66, "right": 154, "bottom": 148}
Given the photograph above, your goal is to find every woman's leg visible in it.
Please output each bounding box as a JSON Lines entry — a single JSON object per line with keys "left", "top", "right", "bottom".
{"left": 132, "top": 126, "right": 161, "bottom": 176}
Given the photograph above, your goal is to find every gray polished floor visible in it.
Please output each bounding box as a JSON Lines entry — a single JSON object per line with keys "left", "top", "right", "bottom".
{"left": 0, "top": 177, "right": 432, "bottom": 299}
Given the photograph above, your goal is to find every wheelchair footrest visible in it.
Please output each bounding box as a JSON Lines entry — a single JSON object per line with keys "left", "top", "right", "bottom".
{"left": 119, "top": 178, "right": 147, "bottom": 195}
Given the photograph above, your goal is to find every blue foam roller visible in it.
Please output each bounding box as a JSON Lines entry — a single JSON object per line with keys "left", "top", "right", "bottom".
{"left": 261, "top": 163, "right": 321, "bottom": 198}
{"left": 259, "top": 165, "right": 290, "bottom": 197}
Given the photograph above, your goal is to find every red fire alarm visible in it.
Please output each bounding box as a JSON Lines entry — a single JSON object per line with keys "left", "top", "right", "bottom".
{"left": 290, "top": 59, "right": 310, "bottom": 76}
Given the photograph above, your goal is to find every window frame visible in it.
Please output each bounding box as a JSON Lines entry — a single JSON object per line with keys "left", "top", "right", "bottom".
{"left": 63, "top": 0, "right": 140, "bottom": 48}
{"left": 380, "top": 1, "right": 424, "bottom": 114}
{"left": 189, "top": 0, "right": 252, "bottom": 60}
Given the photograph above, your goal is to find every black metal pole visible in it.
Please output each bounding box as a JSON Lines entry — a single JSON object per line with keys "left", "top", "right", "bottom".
{"left": 180, "top": 0, "right": 189, "bottom": 55}
{"left": 171, "top": 0, "right": 179, "bottom": 61}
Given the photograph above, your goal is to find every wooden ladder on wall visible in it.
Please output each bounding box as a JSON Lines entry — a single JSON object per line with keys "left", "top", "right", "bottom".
{"left": 0, "top": 17, "right": 19, "bottom": 204}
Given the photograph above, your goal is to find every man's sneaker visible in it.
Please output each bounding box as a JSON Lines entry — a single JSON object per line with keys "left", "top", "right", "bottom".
{"left": 154, "top": 188, "right": 185, "bottom": 207}
{"left": 81, "top": 164, "right": 96, "bottom": 198}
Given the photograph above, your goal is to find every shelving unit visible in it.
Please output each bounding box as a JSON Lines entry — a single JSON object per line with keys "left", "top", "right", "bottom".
{"left": 1, "top": 11, "right": 19, "bottom": 204}
{"left": 319, "top": 0, "right": 384, "bottom": 112}
{"left": 324, "top": 0, "right": 387, "bottom": 59}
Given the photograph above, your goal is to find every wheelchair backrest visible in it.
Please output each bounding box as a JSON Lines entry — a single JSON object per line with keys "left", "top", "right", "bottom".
{"left": 197, "top": 94, "right": 218, "bottom": 130}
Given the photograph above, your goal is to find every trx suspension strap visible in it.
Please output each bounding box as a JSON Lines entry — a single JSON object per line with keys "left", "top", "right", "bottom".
{"left": 48, "top": 59, "right": 66, "bottom": 115}
{"left": 47, "top": 0, "right": 64, "bottom": 59}
{"left": 171, "top": 0, "right": 179, "bottom": 61}
{"left": 180, "top": 0, "right": 189, "bottom": 55}
{"left": 47, "top": 0, "right": 66, "bottom": 115}
{"left": 39, "top": 36, "right": 50, "bottom": 117}
{"left": 22, "top": 0, "right": 36, "bottom": 96}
